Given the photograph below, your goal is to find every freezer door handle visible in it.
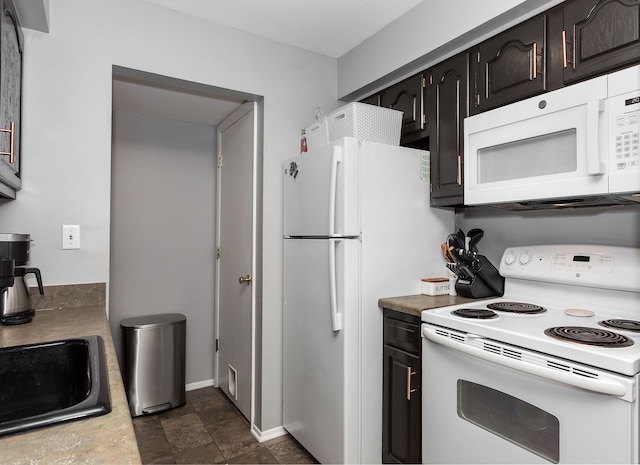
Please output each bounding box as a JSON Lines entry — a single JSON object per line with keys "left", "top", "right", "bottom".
{"left": 328, "top": 145, "right": 343, "bottom": 237}
{"left": 328, "top": 238, "right": 342, "bottom": 332}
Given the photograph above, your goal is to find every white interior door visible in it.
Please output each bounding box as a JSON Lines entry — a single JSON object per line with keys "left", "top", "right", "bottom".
{"left": 216, "top": 102, "right": 256, "bottom": 421}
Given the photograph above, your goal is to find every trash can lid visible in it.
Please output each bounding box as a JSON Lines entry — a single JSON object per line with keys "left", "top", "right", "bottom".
{"left": 120, "top": 313, "right": 186, "bottom": 329}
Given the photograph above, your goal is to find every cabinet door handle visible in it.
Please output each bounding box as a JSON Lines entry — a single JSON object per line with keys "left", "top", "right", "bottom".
{"left": 532, "top": 42, "right": 543, "bottom": 79}
{"left": 457, "top": 155, "right": 462, "bottom": 185}
{"left": 406, "top": 367, "right": 417, "bottom": 400}
{"left": 0, "top": 121, "right": 15, "bottom": 164}
{"left": 562, "top": 30, "right": 573, "bottom": 68}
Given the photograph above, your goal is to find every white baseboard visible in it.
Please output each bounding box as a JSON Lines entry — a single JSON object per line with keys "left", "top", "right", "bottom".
{"left": 251, "top": 424, "right": 287, "bottom": 443}
{"left": 186, "top": 379, "right": 214, "bottom": 391}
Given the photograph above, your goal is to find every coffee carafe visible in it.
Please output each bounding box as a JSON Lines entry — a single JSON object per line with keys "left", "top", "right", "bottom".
{"left": 0, "top": 233, "right": 44, "bottom": 325}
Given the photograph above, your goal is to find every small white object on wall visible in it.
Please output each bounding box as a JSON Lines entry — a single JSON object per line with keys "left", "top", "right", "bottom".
{"left": 61, "top": 225, "right": 80, "bottom": 249}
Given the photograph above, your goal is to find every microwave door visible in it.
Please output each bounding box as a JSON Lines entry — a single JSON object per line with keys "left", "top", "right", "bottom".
{"left": 464, "top": 75, "right": 609, "bottom": 206}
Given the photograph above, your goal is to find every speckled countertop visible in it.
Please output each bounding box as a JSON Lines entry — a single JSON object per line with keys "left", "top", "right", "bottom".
{"left": 378, "top": 294, "right": 494, "bottom": 317}
{"left": 0, "top": 306, "right": 142, "bottom": 465}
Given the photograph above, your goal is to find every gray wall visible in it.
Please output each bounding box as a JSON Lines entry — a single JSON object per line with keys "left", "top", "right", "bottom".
{"left": 110, "top": 111, "right": 216, "bottom": 386}
{"left": 455, "top": 205, "right": 640, "bottom": 265}
{"left": 0, "top": 0, "right": 338, "bottom": 435}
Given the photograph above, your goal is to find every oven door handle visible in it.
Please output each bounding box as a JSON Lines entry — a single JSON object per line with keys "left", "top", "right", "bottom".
{"left": 423, "top": 326, "right": 632, "bottom": 400}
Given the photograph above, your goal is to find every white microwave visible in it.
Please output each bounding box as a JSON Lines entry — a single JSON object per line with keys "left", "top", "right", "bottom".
{"left": 464, "top": 65, "right": 640, "bottom": 209}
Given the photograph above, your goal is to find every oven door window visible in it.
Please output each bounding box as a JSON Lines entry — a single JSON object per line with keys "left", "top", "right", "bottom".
{"left": 457, "top": 380, "right": 559, "bottom": 463}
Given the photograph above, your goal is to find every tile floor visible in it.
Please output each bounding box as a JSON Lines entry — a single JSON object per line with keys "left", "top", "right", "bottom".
{"left": 132, "top": 386, "right": 317, "bottom": 464}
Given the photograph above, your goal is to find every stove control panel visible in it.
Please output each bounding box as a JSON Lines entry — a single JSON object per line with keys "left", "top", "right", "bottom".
{"left": 500, "top": 244, "right": 640, "bottom": 292}
{"left": 550, "top": 252, "right": 614, "bottom": 272}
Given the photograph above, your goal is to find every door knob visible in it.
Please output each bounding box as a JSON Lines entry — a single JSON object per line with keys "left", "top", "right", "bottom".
{"left": 239, "top": 274, "right": 252, "bottom": 284}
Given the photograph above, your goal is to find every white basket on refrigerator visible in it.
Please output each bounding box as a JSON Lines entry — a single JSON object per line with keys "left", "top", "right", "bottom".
{"left": 304, "top": 117, "right": 329, "bottom": 151}
{"left": 326, "top": 102, "right": 402, "bottom": 146}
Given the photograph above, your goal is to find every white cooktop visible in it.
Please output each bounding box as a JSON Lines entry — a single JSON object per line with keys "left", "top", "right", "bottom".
{"left": 422, "top": 244, "right": 640, "bottom": 376}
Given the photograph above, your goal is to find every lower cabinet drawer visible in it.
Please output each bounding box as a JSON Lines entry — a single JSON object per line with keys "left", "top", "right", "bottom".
{"left": 383, "top": 309, "right": 421, "bottom": 355}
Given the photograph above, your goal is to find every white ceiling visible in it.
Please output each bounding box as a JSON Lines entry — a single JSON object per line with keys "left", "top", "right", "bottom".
{"left": 141, "top": 0, "right": 425, "bottom": 59}
{"left": 114, "top": 0, "right": 424, "bottom": 126}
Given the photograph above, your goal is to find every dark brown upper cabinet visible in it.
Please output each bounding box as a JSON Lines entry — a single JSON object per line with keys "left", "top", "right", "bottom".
{"left": 380, "top": 73, "right": 428, "bottom": 147}
{"left": 470, "top": 14, "right": 548, "bottom": 115}
{"left": 427, "top": 53, "right": 468, "bottom": 207}
{"left": 561, "top": 0, "right": 640, "bottom": 84}
{"left": 361, "top": 93, "right": 381, "bottom": 106}
{"left": 356, "top": 0, "right": 639, "bottom": 209}
{"left": 471, "top": 0, "right": 640, "bottom": 114}
{"left": 0, "top": 0, "right": 23, "bottom": 199}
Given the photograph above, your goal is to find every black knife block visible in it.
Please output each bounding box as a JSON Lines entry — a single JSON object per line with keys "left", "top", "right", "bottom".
{"left": 455, "top": 255, "right": 505, "bottom": 299}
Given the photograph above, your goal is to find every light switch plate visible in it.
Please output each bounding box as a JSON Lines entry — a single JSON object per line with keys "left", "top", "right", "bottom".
{"left": 62, "top": 225, "right": 80, "bottom": 249}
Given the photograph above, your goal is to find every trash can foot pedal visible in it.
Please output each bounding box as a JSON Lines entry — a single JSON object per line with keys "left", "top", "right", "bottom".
{"left": 142, "top": 402, "right": 172, "bottom": 414}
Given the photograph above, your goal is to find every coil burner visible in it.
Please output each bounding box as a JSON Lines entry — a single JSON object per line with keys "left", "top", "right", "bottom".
{"left": 544, "top": 326, "right": 634, "bottom": 347}
{"left": 451, "top": 308, "right": 498, "bottom": 319}
{"left": 487, "top": 302, "right": 547, "bottom": 314}
{"left": 599, "top": 319, "right": 640, "bottom": 332}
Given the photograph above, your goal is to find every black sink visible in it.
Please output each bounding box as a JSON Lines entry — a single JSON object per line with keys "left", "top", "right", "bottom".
{"left": 0, "top": 335, "right": 111, "bottom": 436}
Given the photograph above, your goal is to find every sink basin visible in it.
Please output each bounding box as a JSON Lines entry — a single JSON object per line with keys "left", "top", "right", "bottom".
{"left": 0, "top": 335, "right": 111, "bottom": 436}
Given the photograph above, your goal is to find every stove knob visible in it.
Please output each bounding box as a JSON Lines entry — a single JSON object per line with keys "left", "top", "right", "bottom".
{"left": 504, "top": 252, "right": 516, "bottom": 266}
{"left": 519, "top": 251, "right": 532, "bottom": 265}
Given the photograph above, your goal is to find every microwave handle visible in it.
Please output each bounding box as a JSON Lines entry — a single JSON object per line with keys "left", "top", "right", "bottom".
{"left": 586, "top": 98, "right": 605, "bottom": 175}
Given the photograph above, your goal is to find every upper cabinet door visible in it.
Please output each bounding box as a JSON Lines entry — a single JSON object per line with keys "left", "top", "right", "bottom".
{"left": 562, "top": 0, "right": 640, "bottom": 84}
{"left": 380, "top": 74, "right": 427, "bottom": 146}
{"left": 471, "top": 15, "right": 548, "bottom": 115}
{"left": 427, "top": 53, "right": 468, "bottom": 207}
{"left": 0, "top": 0, "right": 23, "bottom": 196}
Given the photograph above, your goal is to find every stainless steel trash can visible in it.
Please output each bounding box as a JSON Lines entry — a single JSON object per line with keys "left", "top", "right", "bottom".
{"left": 121, "top": 313, "right": 186, "bottom": 417}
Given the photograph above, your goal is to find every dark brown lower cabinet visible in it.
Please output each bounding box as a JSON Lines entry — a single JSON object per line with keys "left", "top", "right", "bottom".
{"left": 383, "top": 309, "right": 421, "bottom": 463}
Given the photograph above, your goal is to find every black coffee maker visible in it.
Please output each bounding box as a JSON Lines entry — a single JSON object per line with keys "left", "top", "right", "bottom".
{"left": 0, "top": 233, "right": 44, "bottom": 325}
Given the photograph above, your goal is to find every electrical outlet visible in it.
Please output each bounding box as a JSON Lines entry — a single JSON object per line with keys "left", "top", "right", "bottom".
{"left": 62, "top": 225, "right": 80, "bottom": 249}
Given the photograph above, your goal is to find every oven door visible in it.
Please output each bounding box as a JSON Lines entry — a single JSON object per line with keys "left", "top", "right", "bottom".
{"left": 422, "top": 324, "right": 639, "bottom": 464}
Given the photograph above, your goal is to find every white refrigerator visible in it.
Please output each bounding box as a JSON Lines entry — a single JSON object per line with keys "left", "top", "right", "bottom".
{"left": 282, "top": 137, "right": 453, "bottom": 464}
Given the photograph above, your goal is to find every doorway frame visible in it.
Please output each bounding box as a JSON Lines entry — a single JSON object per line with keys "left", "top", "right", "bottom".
{"left": 111, "top": 65, "right": 265, "bottom": 433}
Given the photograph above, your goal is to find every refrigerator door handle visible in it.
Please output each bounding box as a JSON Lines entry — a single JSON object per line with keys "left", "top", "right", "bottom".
{"left": 329, "top": 238, "right": 342, "bottom": 332}
{"left": 328, "top": 145, "right": 343, "bottom": 237}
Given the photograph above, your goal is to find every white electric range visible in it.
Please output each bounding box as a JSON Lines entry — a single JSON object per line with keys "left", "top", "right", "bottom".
{"left": 421, "top": 244, "right": 640, "bottom": 464}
